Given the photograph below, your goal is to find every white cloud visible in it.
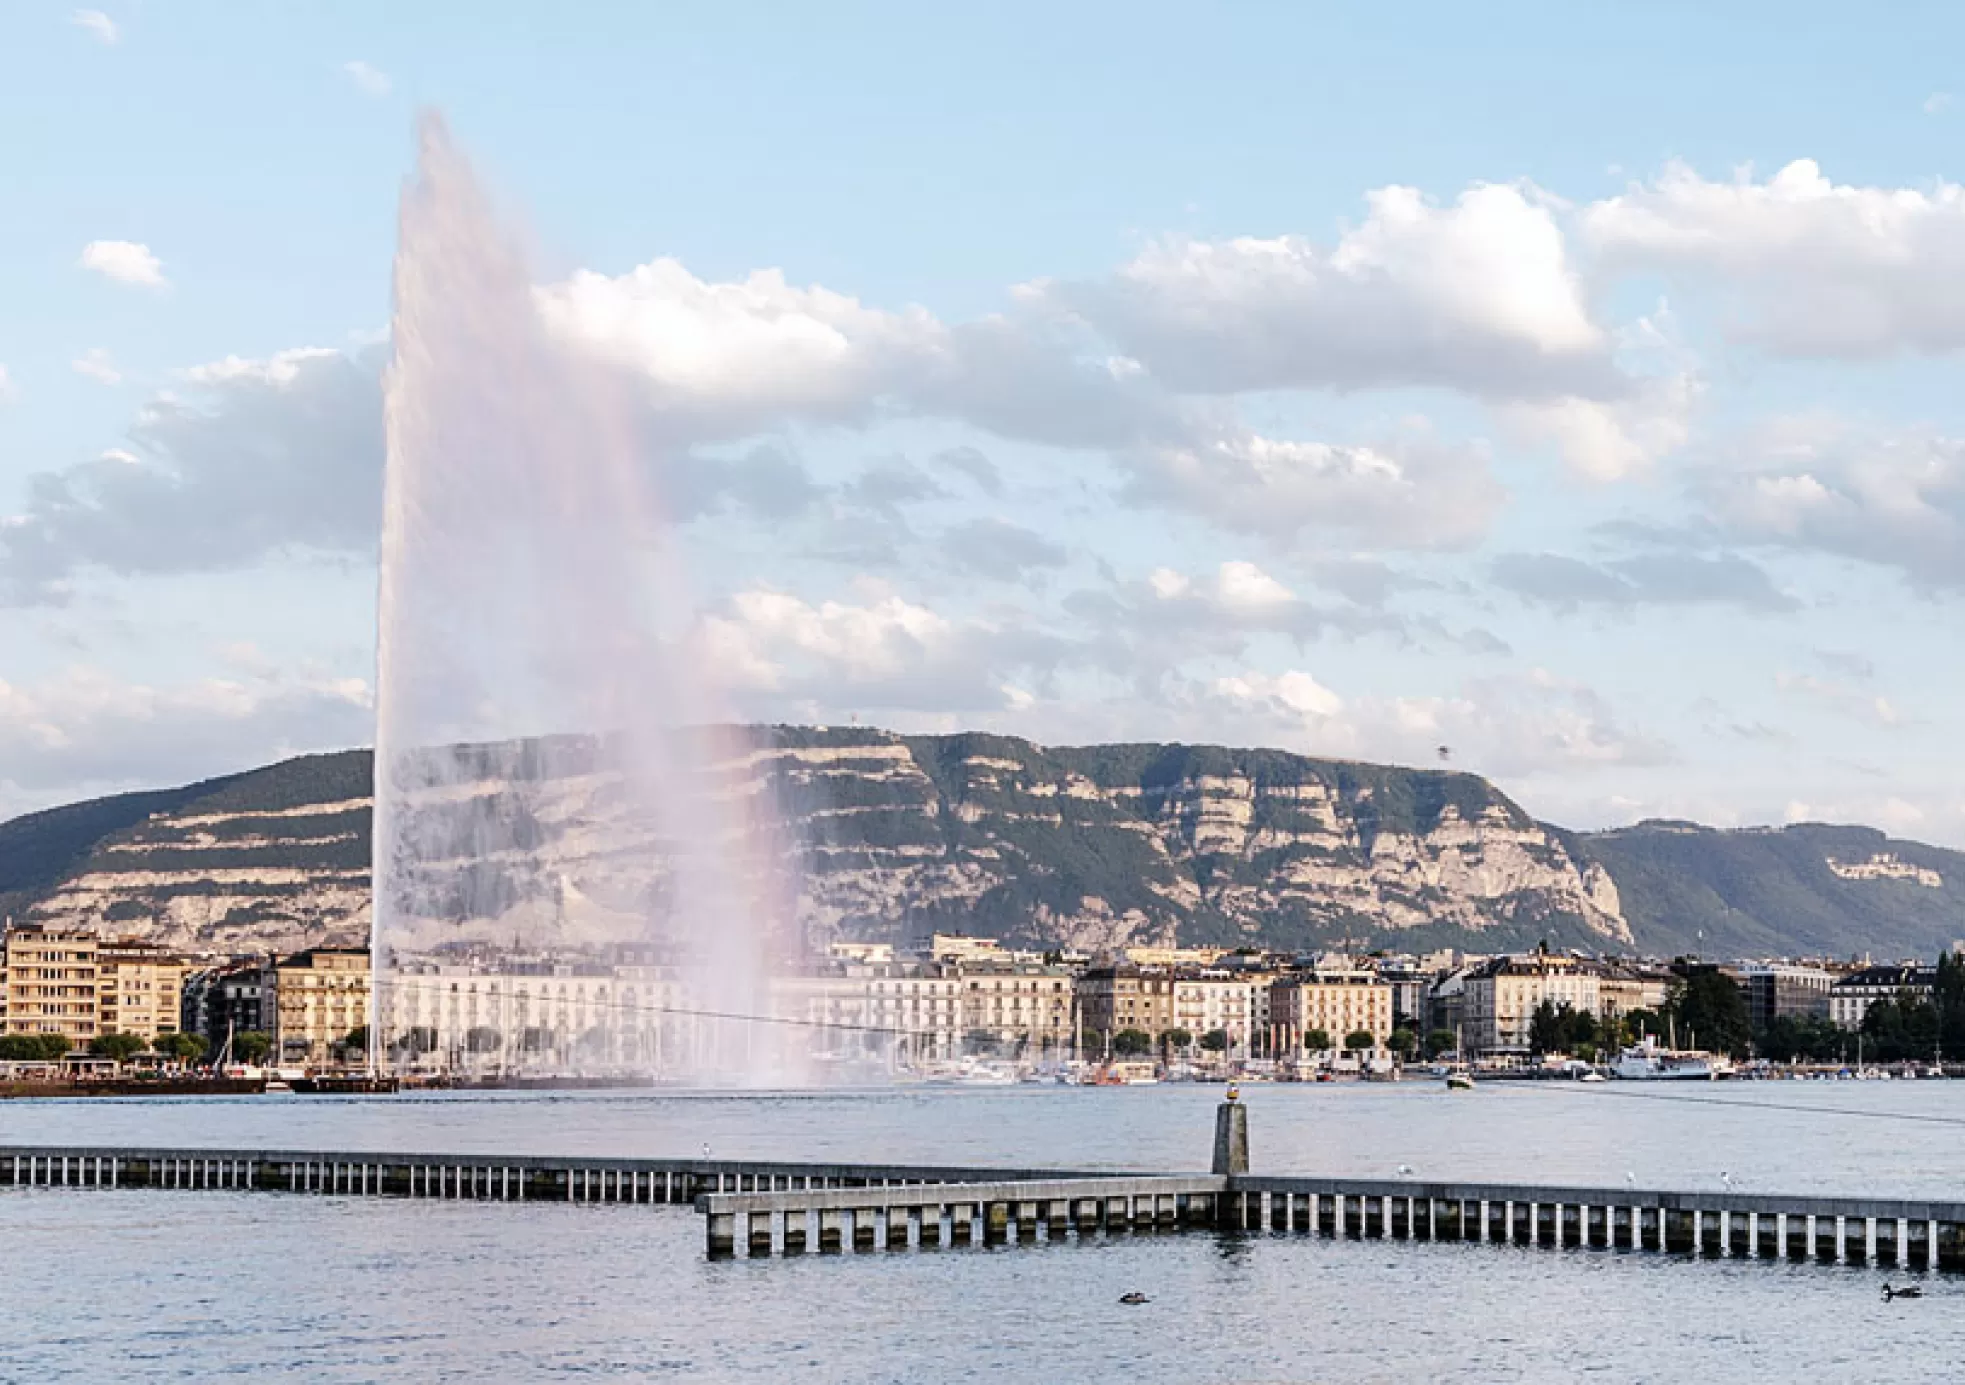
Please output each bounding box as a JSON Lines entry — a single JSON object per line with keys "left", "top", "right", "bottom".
{"left": 1042, "top": 182, "right": 1613, "bottom": 398}
{"left": 341, "top": 60, "right": 392, "bottom": 97}
{"left": 1584, "top": 159, "right": 1965, "bottom": 358}
{"left": 70, "top": 348, "right": 121, "bottom": 385}
{"left": 1127, "top": 426, "right": 1505, "bottom": 546}
{"left": 0, "top": 662, "right": 371, "bottom": 805}
{"left": 1775, "top": 670, "right": 1906, "bottom": 728}
{"left": 180, "top": 346, "right": 342, "bottom": 387}
{"left": 1211, "top": 669, "right": 1345, "bottom": 721}
{"left": 1204, "top": 666, "right": 1672, "bottom": 780}
{"left": 540, "top": 259, "right": 945, "bottom": 437}
{"left": 691, "top": 582, "right": 1074, "bottom": 726}
{"left": 708, "top": 587, "right": 955, "bottom": 688}
{"left": 1702, "top": 419, "right": 1965, "bottom": 588}
{"left": 1926, "top": 93, "right": 1953, "bottom": 115}
{"left": 71, "top": 9, "right": 117, "bottom": 44}
{"left": 0, "top": 346, "right": 383, "bottom": 604}
{"left": 78, "top": 239, "right": 166, "bottom": 288}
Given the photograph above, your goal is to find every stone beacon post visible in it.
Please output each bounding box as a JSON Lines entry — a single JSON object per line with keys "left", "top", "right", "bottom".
{"left": 1213, "top": 1086, "right": 1249, "bottom": 1176}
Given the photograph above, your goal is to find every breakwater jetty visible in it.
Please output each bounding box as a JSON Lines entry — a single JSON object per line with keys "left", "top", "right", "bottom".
{"left": 0, "top": 1144, "right": 1086, "bottom": 1204}
{"left": 6, "top": 1103, "right": 1962, "bottom": 1274}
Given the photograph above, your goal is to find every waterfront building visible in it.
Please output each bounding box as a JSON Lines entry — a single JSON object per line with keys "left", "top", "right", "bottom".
{"left": 1376, "top": 962, "right": 1428, "bottom": 1031}
{"left": 1828, "top": 963, "right": 1934, "bottom": 1031}
{"left": 1595, "top": 961, "right": 1671, "bottom": 1025}
{"left": 863, "top": 969, "right": 963, "bottom": 1063}
{"left": 1740, "top": 963, "right": 1835, "bottom": 1030}
{"left": 181, "top": 959, "right": 268, "bottom": 1051}
{"left": 268, "top": 948, "right": 371, "bottom": 1066}
{"left": 380, "top": 957, "right": 696, "bottom": 1072}
{"left": 1119, "top": 945, "right": 1229, "bottom": 969}
{"left": 825, "top": 941, "right": 894, "bottom": 966}
{"left": 958, "top": 964, "right": 1076, "bottom": 1055}
{"left": 97, "top": 939, "right": 186, "bottom": 1043}
{"left": 1268, "top": 969, "right": 1394, "bottom": 1055}
{"left": 1076, "top": 965, "right": 1176, "bottom": 1052}
{"left": 1, "top": 925, "right": 99, "bottom": 1048}
{"left": 1170, "top": 972, "right": 1262, "bottom": 1057}
{"left": 1461, "top": 953, "right": 1601, "bottom": 1057}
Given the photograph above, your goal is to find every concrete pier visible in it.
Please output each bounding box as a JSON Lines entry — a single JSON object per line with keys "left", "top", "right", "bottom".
{"left": 0, "top": 1144, "right": 1114, "bottom": 1204}
{"left": 6, "top": 1139, "right": 1961, "bottom": 1280}
{"left": 701, "top": 1169, "right": 1965, "bottom": 1273}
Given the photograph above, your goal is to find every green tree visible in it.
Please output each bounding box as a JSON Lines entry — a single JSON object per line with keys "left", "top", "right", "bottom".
{"left": 1302, "top": 1028, "right": 1332, "bottom": 1053}
{"left": 90, "top": 1032, "right": 148, "bottom": 1064}
{"left": 1160, "top": 1027, "right": 1194, "bottom": 1054}
{"left": 1111, "top": 1028, "right": 1153, "bottom": 1057}
{"left": 1424, "top": 1028, "right": 1457, "bottom": 1060}
{"left": 964, "top": 1028, "right": 1001, "bottom": 1057}
{"left": 0, "top": 1034, "right": 62, "bottom": 1061}
{"left": 341, "top": 1025, "right": 370, "bottom": 1052}
{"left": 1343, "top": 1029, "right": 1376, "bottom": 1052}
{"left": 1620, "top": 1008, "right": 1663, "bottom": 1044}
{"left": 1863, "top": 996, "right": 1940, "bottom": 1063}
{"left": 1528, "top": 1000, "right": 1568, "bottom": 1055}
{"left": 155, "top": 1032, "right": 209, "bottom": 1064}
{"left": 233, "top": 1031, "right": 273, "bottom": 1065}
{"left": 465, "top": 1026, "right": 501, "bottom": 1054}
{"left": 1387, "top": 1027, "right": 1418, "bottom": 1059}
{"left": 1935, "top": 950, "right": 1965, "bottom": 1059}
{"left": 1759, "top": 1014, "right": 1845, "bottom": 1063}
{"left": 1198, "top": 1028, "right": 1230, "bottom": 1053}
{"left": 1667, "top": 970, "right": 1752, "bottom": 1057}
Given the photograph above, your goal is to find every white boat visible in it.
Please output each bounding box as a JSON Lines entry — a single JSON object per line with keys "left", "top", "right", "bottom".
{"left": 1445, "top": 1072, "right": 1475, "bottom": 1092}
{"left": 1611, "top": 1037, "right": 1731, "bottom": 1081}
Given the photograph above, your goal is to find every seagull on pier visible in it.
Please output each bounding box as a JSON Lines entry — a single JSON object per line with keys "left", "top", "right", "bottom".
{"left": 1719, "top": 1171, "right": 1736, "bottom": 1191}
{"left": 1625, "top": 1172, "right": 1636, "bottom": 1187}
{"left": 1396, "top": 1164, "right": 1415, "bottom": 1179}
{"left": 702, "top": 1142, "right": 712, "bottom": 1159}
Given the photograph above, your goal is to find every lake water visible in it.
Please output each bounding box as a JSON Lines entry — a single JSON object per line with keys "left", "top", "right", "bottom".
{"left": 5, "top": 1080, "right": 1963, "bottom": 1382}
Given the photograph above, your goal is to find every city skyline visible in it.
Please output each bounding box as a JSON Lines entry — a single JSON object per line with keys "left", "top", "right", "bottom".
{"left": 8, "top": 2, "right": 1965, "bottom": 848}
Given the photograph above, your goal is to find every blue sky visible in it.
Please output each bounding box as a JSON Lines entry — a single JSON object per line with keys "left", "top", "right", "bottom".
{"left": 6, "top": 1, "right": 1965, "bottom": 844}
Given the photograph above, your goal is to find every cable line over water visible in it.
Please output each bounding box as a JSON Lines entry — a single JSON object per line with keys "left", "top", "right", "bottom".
{"left": 1516, "top": 1078, "right": 1965, "bottom": 1128}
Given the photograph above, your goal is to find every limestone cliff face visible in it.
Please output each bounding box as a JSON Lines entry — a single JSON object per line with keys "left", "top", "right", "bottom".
{"left": 1, "top": 728, "right": 1634, "bottom": 957}
{"left": 779, "top": 731, "right": 1633, "bottom": 952}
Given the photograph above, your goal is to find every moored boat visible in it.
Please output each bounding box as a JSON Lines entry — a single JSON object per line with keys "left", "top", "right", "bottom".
{"left": 1611, "top": 1036, "right": 1731, "bottom": 1080}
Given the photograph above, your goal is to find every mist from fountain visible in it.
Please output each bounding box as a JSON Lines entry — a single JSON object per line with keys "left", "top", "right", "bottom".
{"left": 371, "top": 114, "right": 800, "bottom": 1084}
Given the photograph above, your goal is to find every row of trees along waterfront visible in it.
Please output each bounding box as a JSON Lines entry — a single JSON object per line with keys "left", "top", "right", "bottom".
{"left": 0, "top": 1031, "right": 213, "bottom": 1064}
{"left": 1527, "top": 953, "right": 1965, "bottom": 1064}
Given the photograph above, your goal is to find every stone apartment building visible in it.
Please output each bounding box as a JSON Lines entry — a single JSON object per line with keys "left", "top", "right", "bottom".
{"left": 958, "top": 965, "right": 1076, "bottom": 1054}
{"left": 1170, "top": 972, "right": 1266, "bottom": 1057}
{"left": 1829, "top": 963, "right": 1933, "bottom": 1031}
{"left": 98, "top": 939, "right": 187, "bottom": 1043}
{"left": 1076, "top": 965, "right": 1176, "bottom": 1051}
{"left": 269, "top": 947, "right": 371, "bottom": 1065}
{"left": 1461, "top": 952, "right": 1602, "bottom": 1056}
{"left": 1269, "top": 969, "right": 1394, "bottom": 1055}
{"left": 2, "top": 925, "right": 99, "bottom": 1048}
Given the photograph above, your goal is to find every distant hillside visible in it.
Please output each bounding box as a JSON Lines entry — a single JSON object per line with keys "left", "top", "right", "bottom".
{"left": 2, "top": 731, "right": 1959, "bottom": 962}
{"left": 0, "top": 728, "right": 1623, "bottom": 958}
{"left": 1573, "top": 820, "right": 1965, "bottom": 961}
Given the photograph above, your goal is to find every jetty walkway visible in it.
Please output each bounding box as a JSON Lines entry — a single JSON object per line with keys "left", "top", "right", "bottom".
{"left": 5, "top": 1103, "right": 1962, "bottom": 1273}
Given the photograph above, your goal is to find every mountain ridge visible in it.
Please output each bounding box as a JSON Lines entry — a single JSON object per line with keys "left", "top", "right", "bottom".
{"left": 2, "top": 729, "right": 1959, "bottom": 962}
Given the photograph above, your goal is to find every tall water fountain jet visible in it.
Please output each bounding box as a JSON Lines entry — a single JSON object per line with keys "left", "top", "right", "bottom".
{"left": 372, "top": 115, "right": 798, "bottom": 1083}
